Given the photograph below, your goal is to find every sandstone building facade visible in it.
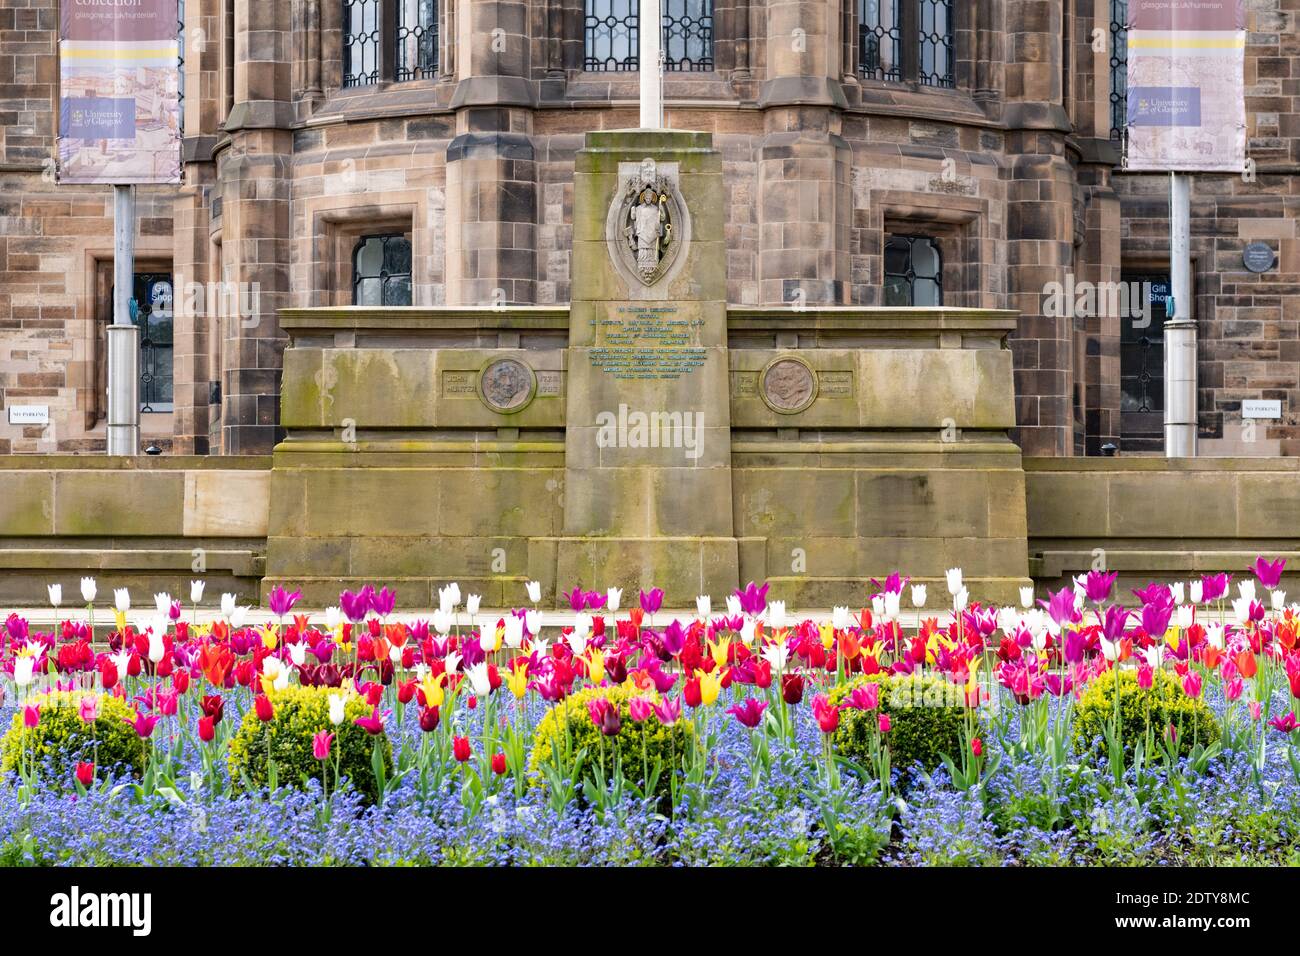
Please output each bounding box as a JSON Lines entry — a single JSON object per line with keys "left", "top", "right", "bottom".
{"left": 0, "top": 0, "right": 1297, "bottom": 457}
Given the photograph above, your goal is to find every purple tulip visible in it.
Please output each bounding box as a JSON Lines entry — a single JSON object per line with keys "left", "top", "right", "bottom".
{"left": 585, "top": 590, "right": 608, "bottom": 610}
{"left": 1250, "top": 557, "right": 1286, "bottom": 590}
{"left": 564, "top": 587, "right": 587, "bottom": 612}
{"left": 1041, "top": 587, "right": 1080, "bottom": 628}
{"left": 340, "top": 589, "right": 371, "bottom": 623}
{"left": 268, "top": 585, "right": 301, "bottom": 618}
{"left": 371, "top": 586, "right": 397, "bottom": 618}
{"left": 869, "top": 572, "right": 908, "bottom": 595}
{"left": 1101, "top": 604, "right": 1131, "bottom": 642}
{"left": 733, "top": 581, "right": 770, "bottom": 616}
{"left": 1063, "top": 628, "right": 1085, "bottom": 665}
{"left": 726, "top": 697, "right": 768, "bottom": 729}
{"left": 661, "top": 620, "right": 686, "bottom": 656}
{"left": 1200, "top": 572, "right": 1230, "bottom": 602}
{"left": 1140, "top": 598, "right": 1174, "bottom": 639}
{"left": 1083, "top": 570, "right": 1117, "bottom": 604}
{"left": 639, "top": 588, "right": 664, "bottom": 615}
{"left": 1132, "top": 582, "right": 1172, "bottom": 606}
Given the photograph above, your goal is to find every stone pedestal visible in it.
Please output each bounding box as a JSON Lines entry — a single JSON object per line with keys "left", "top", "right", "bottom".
{"left": 556, "top": 130, "right": 741, "bottom": 601}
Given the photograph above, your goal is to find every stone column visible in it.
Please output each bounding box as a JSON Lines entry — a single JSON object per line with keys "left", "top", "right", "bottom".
{"left": 557, "top": 130, "right": 740, "bottom": 603}
{"left": 755, "top": 0, "right": 851, "bottom": 305}
{"left": 218, "top": 0, "right": 294, "bottom": 453}
{"left": 444, "top": 0, "right": 538, "bottom": 306}
{"left": 1003, "top": 0, "right": 1076, "bottom": 456}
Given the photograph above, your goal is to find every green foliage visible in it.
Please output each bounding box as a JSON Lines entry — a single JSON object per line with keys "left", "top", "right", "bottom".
{"left": 1072, "top": 667, "right": 1219, "bottom": 759}
{"left": 528, "top": 685, "right": 693, "bottom": 800}
{"left": 227, "top": 686, "right": 392, "bottom": 802}
{"left": 0, "top": 690, "right": 146, "bottom": 788}
{"left": 829, "top": 671, "right": 970, "bottom": 773}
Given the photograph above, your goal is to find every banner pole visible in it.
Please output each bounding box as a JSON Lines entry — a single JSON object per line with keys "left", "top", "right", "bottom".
{"left": 1164, "top": 171, "right": 1197, "bottom": 458}
{"left": 107, "top": 184, "right": 140, "bottom": 456}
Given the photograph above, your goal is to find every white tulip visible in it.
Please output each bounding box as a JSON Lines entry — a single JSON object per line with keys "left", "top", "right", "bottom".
{"left": 725, "top": 594, "right": 742, "bottom": 617}
{"left": 47, "top": 583, "right": 62, "bottom": 608}
{"left": 14, "top": 654, "right": 35, "bottom": 687}
{"left": 503, "top": 616, "right": 525, "bottom": 649}
{"left": 1176, "top": 605, "right": 1194, "bottom": 629}
{"left": 831, "top": 606, "right": 852, "bottom": 631}
{"left": 114, "top": 588, "right": 131, "bottom": 613}
{"left": 444, "top": 650, "right": 462, "bottom": 675}
{"left": 432, "top": 608, "right": 453, "bottom": 635}
{"left": 466, "top": 594, "right": 481, "bottom": 617}
{"left": 466, "top": 662, "right": 491, "bottom": 697}
{"left": 1100, "top": 636, "right": 1120, "bottom": 662}
{"left": 328, "top": 693, "right": 346, "bottom": 726}
{"left": 1232, "top": 597, "right": 1252, "bottom": 627}
{"left": 1170, "top": 582, "right": 1184, "bottom": 606}
{"left": 221, "top": 592, "right": 237, "bottom": 619}
{"left": 569, "top": 622, "right": 590, "bottom": 656}
{"left": 761, "top": 641, "right": 789, "bottom": 672}
{"left": 883, "top": 591, "right": 901, "bottom": 622}
{"left": 1189, "top": 580, "right": 1204, "bottom": 604}
{"left": 606, "top": 587, "right": 622, "bottom": 613}
{"left": 80, "top": 577, "right": 97, "bottom": 603}
{"left": 448, "top": 582, "right": 462, "bottom": 607}
{"left": 273, "top": 666, "right": 290, "bottom": 691}
{"left": 1238, "top": 579, "right": 1257, "bottom": 604}
{"left": 190, "top": 580, "right": 205, "bottom": 604}
{"left": 525, "top": 581, "right": 542, "bottom": 604}
{"left": 911, "top": 584, "right": 927, "bottom": 608}
{"left": 953, "top": 587, "right": 969, "bottom": 612}
{"left": 1019, "top": 586, "right": 1034, "bottom": 609}
{"left": 1144, "top": 644, "right": 1163, "bottom": 669}
{"left": 945, "top": 568, "right": 964, "bottom": 595}
{"left": 530, "top": 637, "right": 550, "bottom": 658}
{"left": 154, "top": 592, "right": 172, "bottom": 615}
{"left": 262, "top": 657, "right": 284, "bottom": 681}
{"left": 740, "top": 617, "right": 757, "bottom": 645}
{"left": 525, "top": 609, "right": 542, "bottom": 637}
{"left": 1272, "top": 590, "right": 1287, "bottom": 612}
{"left": 695, "top": 595, "right": 711, "bottom": 619}
{"left": 229, "top": 606, "right": 248, "bottom": 629}
{"left": 287, "top": 642, "right": 307, "bottom": 667}
{"left": 1206, "top": 623, "right": 1225, "bottom": 650}
{"left": 110, "top": 649, "right": 132, "bottom": 677}
{"left": 324, "top": 606, "right": 341, "bottom": 630}
{"left": 479, "top": 626, "right": 500, "bottom": 655}
{"left": 767, "top": 600, "right": 787, "bottom": 631}
{"left": 437, "top": 585, "right": 455, "bottom": 614}
{"left": 870, "top": 594, "right": 884, "bottom": 618}
{"left": 147, "top": 629, "right": 166, "bottom": 665}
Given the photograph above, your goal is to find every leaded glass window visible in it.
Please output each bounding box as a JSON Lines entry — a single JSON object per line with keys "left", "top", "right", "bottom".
{"left": 584, "top": 0, "right": 714, "bottom": 72}
{"left": 343, "top": 0, "right": 382, "bottom": 87}
{"left": 884, "top": 236, "right": 943, "bottom": 307}
{"left": 353, "top": 235, "right": 413, "bottom": 306}
{"left": 859, "top": 0, "right": 902, "bottom": 83}
{"left": 396, "top": 0, "right": 438, "bottom": 80}
{"left": 1110, "top": 0, "right": 1128, "bottom": 142}
{"left": 858, "top": 0, "right": 953, "bottom": 89}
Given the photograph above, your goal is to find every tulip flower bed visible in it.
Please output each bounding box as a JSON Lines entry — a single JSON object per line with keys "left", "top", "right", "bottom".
{"left": 5, "top": 565, "right": 1300, "bottom": 867}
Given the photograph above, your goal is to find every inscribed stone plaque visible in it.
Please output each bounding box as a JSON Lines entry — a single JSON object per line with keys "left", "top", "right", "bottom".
{"left": 761, "top": 357, "right": 817, "bottom": 414}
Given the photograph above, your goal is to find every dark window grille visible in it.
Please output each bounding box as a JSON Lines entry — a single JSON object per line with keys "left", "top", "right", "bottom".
{"left": 343, "top": 0, "right": 382, "bottom": 87}
{"left": 859, "top": 0, "right": 902, "bottom": 82}
{"left": 584, "top": 0, "right": 713, "bottom": 72}
{"left": 883, "top": 235, "right": 943, "bottom": 306}
{"left": 918, "top": 0, "right": 954, "bottom": 88}
{"left": 1110, "top": 0, "right": 1128, "bottom": 142}
{"left": 396, "top": 0, "right": 439, "bottom": 80}
{"left": 177, "top": 0, "right": 185, "bottom": 134}
{"left": 353, "top": 235, "right": 413, "bottom": 306}
{"left": 1120, "top": 273, "right": 1168, "bottom": 452}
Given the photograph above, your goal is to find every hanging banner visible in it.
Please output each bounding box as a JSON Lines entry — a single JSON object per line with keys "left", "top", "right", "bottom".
{"left": 1125, "top": 0, "right": 1246, "bottom": 172}
{"left": 57, "top": 0, "right": 181, "bottom": 185}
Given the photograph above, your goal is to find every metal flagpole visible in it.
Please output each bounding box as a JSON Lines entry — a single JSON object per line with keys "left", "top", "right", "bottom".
{"left": 639, "top": 0, "right": 664, "bottom": 128}
{"left": 1164, "top": 171, "right": 1196, "bottom": 458}
{"left": 106, "top": 184, "right": 140, "bottom": 456}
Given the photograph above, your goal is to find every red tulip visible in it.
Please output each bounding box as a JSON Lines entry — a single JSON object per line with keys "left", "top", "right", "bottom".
{"left": 811, "top": 694, "right": 839, "bottom": 734}
{"left": 491, "top": 752, "right": 507, "bottom": 775}
{"left": 200, "top": 694, "right": 224, "bottom": 724}
{"left": 683, "top": 676, "right": 702, "bottom": 708}
{"left": 172, "top": 669, "right": 190, "bottom": 694}
{"left": 419, "top": 705, "right": 440, "bottom": 732}
{"left": 197, "top": 715, "right": 215, "bottom": 742}
{"left": 254, "top": 695, "right": 274, "bottom": 722}
{"left": 453, "top": 735, "right": 472, "bottom": 762}
{"left": 781, "top": 672, "right": 805, "bottom": 705}
{"left": 75, "top": 761, "right": 94, "bottom": 788}
{"left": 971, "top": 737, "right": 983, "bottom": 758}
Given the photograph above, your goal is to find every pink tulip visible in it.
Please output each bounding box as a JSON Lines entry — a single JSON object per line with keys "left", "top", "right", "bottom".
{"left": 312, "top": 731, "right": 334, "bottom": 760}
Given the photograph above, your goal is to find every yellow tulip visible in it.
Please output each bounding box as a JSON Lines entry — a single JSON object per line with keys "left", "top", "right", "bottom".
{"left": 710, "top": 637, "right": 731, "bottom": 669}
{"left": 420, "top": 672, "right": 446, "bottom": 708}
{"left": 819, "top": 621, "right": 835, "bottom": 650}
{"left": 481, "top": 627, "right": 501, "bottom": 654}
{"left": 698, "top": 669, "right": 723, "bottom": 707}
{"left": 259, "top": 624, "right": 278, "bottom": 651}
{"left": 587, "top": 649, "right": 605, "bottom": 685}
{"left": 505, "top": 663, "right": 529, "bottom": 700}
{"left": 259, "top": 674, "right": 275, "bottom": 697}
{"left": 113, "top": 609, "right": 127, "bottom": 633}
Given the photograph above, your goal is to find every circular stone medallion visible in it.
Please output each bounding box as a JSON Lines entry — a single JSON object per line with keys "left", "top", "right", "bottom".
{"left": 760, "top": 357, "right": 818, "bottom": 414}
{"left": 478, "top": 358, "right": 537, "bottom": 413}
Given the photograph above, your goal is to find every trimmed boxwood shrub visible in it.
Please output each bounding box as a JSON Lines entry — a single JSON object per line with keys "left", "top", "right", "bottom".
{"left": 528, "top": 685, "right": 694, "bottom": 801}
{"left": 1073, "top": 667, "right": 1219, "bottom": 759}
{"left": 0, "top": 690, "right": 146, "bottom": 787}
{"left": 829, "top": 671, "right": 970, "bottom": 773}
{"left": 227, "top": 686, "right": 392, "bottom": 802}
